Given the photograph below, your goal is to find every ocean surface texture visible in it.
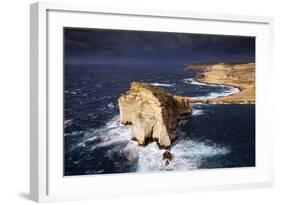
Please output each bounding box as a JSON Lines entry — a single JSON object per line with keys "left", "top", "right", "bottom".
{"left": 64, "top": 64, "right": 255, "bottom": 176}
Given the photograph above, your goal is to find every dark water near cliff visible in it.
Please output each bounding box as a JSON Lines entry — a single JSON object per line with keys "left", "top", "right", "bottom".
{"left": 64, "top": 64, "right": 255, "bottom": 176}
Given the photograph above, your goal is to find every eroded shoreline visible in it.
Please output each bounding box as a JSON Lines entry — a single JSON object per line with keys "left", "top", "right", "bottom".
{"left": 187, "top": 62, "right": 255, "bottom": 104}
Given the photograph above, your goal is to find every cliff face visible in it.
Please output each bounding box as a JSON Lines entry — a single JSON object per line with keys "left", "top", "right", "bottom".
{"left": 118, "top": 82, "right": 192, "bottom": 148}
{"left": 187, "top": 62, "right": 255, "bottom": 79}
{"left": 187, "top": 62, "right": 255, "bottom": 103}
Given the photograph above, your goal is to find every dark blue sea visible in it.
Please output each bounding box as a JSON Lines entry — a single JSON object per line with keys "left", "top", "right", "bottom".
{"left": 64, "top": 64, "right": 255, "bottom": 176}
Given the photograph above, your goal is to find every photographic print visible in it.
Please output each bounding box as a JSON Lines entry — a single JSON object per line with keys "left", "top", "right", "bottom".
{"left": 64, "top": 28, "right": 255, "bottom": 176}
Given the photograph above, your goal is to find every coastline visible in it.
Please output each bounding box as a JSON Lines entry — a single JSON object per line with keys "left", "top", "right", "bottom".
{"left": 187, "top": 62, "right": 255, "bottom": 104}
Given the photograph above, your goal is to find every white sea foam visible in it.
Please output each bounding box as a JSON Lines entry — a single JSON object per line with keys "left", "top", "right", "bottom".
{"left": 70, "top": 91, "right": 77, "bottom": 95}
{"left": 107, "top": 102, "right": 115, "bottom": 109}
{"left": 87, "top": 116, "right": 131, "bottom": 151}
{"left": 184, "top": 78, "right": 229, "bottom": 88}
{"left": 167, "top": 139, "right": 230, "bottom": 170}
{"left": 151, "top": 83, "right": 174, "bottom": 87}
{"left": 64, "top": 119, "right": 73, "bottom": 125}
{"left": 122, "top": 137, "right": 229, "bottom": 172}
{"left": 76, "top": 115, "right": 230, "bottom": 172}
{"left": 64, "top": 119, "right": 73, "bottom": 128}
{"left": 192, "top": 109, "right": 204, "bottom": 116}
{"left": 105, "top": 115, "right": 122, "bottom": 128}
{"left": 183, "top": 78, "right": 211, "bottom": 86}
{"left": 183, "top": 78, "right": 240, "bottom": 100}
{"left": 191, "top": 87, "right": 239, "bottom": 100}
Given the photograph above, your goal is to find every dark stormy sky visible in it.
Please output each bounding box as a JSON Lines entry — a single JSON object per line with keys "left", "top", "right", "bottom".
{"left": 64, "top": 28, "right": 255, "bottom": 66}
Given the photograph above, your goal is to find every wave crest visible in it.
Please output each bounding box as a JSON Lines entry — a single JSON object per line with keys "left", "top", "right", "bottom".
{"left": 70, "top": 115, "right": 230, "bottom": 173}
{"left": 183, "top": 78, "right": 240, "bottom": 100}
{"left": 150, "top": 82, "right": 174, "bottom": 87}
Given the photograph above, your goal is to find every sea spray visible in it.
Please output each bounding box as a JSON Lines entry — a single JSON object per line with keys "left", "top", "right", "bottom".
{"left": 72, "top": 115, "right": 230, "bottom": 173}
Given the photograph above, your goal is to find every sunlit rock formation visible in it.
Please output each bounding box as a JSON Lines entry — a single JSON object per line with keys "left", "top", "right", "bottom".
{"left": 187, "top": 62, "right": 255, "bottom": 103}
{"left": 118, "top": 82, "right": 192, "bottom": 148}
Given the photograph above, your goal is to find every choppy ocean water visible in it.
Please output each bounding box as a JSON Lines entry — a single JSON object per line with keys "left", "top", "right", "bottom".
{"left": 64, "top": 64, "right": 255, "bottom": 176}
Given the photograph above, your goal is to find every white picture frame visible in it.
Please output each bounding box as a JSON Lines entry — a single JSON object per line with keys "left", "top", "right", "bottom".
{"left": 30, "top": 1, "right": 274, "bottom": 202}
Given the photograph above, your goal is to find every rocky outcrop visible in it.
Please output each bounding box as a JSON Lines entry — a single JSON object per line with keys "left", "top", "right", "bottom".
{"left": 118, "top": 82, "right": 192, "bottom": 148}
{"left": 162, "top": 150, "right": 173, "bottom": 166}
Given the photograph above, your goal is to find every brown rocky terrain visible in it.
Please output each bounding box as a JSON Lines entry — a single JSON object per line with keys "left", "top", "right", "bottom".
{"left": 118, "top": 82, "right": 192, "bottom": 148}
{"left": 187, "top": 62, "right": 255, "bottom": 103}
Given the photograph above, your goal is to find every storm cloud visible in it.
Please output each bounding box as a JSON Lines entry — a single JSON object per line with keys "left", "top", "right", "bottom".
{"left": 64, "top": 27, "right": 255, "bottom": 65}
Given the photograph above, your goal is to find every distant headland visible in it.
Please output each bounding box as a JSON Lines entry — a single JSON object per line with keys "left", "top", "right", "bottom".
{"left": 186, "top": 62, "right": 255, "bottom": 103}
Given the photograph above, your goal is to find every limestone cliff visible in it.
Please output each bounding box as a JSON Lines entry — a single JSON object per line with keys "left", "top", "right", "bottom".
{"left": 118, "top": 82, "right": 192, "bottom": 148}
{"left": 187, "top": 62, "right": 255, "bottom": 103}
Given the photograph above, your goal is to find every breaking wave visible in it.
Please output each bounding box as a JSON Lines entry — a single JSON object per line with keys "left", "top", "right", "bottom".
{"left": 192, "top": 109, "right": 204, "bottom": 116}
{"left": 150, "top": 82, "right": 174, "bottom": 87}
{"left": 183, "top": 78, "right": 212, "bottom": 86}
{"left": 191, "top": 87, "right": 239, "bottom": 100}
{"left": 183, "top": 78, "right": 240, "bottom": 100}
{"left": 72, "top": 115, "right": 230, "bottom": 173}
{"left": 64, "top": 119, "right": 73, "bottom": 128}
